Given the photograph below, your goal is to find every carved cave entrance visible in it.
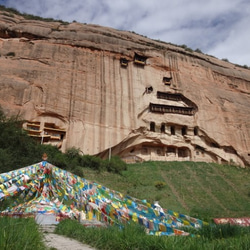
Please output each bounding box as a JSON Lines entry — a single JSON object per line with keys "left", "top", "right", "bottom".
{"left": 137, "top": 144, "right": 191, "bottom": 161}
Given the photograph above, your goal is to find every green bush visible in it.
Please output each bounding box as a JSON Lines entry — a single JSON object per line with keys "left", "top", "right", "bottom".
{"left": 195, "top": 48, "right": 202, "bottom": 53}
{"left": 0, "top": 5, "right": 68, "bottom": 24}
{"left": 185, "top": 47, "right": 193, "bottom": 52}
{"left": 66, "top": 147, "right": 81, "bottom": 158}
{"left": 71, "top": 165, "right": 85, "bottom": 177}
{"left": 80, "top": 155, "right": 103, "bottom": 172}
{"left": 48, "top": 150, "right": 68, "bottom": 169}
{"left": 104, "top": 156, "right": 127, "bottom": 174}
{"left": 154, "top": 181, "right": 166, "bottom": 190}
{"left": 0, "top": 5, "right": 20, "bottom": 15}
{"left": 0, "top": 108, "right": 41, "bottom": 172}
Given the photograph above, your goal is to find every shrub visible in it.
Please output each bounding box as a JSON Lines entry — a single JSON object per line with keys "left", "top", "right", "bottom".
{"left": 0, "top": 107, "right": 41, "bottom": 171}
{"left": 0, "top": 5, "right": 20, "bottom": 15}
{"left": 185, "top": 47, "right": 193, "bottom": 52}
{"left": 48, "top": 150, "right": 68, "bottom": 169}
{"left": 0, "top": 5, "right": 68, "bottom": 24}
{"left": 195, "top": 48, "right": 202, "bottom": 53}
{"left": 71, "top": 165, "right": 84, "bottom": 177}
{"left": 104, "top": 156, "right": 127, "bottom": 174}
{"left": 154, "top": 181, "right": 166, "bottom": 190}
{"left": 80, "top": 155, "right": 104, "bottom": 172}
{"left": 66, "top": 147, "right": 81, "bottom": 158}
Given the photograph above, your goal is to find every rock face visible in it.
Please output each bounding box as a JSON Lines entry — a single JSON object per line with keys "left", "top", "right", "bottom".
{"left": 0, "top": 10, "right": 250, "bottom": 167}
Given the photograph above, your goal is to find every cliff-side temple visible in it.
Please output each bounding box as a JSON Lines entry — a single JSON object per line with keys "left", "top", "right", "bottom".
{"left": 23, "top": 121, "right": 66, "bottom": 148}
{"left": 0, "top": 10, "right": 249, "bottom": 167}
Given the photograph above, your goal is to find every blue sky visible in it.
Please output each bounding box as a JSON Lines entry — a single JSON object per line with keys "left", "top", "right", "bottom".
{"left": 1, "top": 0, "right": 250, "bottom": 66}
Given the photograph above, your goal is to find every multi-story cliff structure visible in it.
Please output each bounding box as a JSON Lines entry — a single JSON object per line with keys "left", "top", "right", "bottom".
{"left": 0, "top": 10, "right": 249, "bottom": 166}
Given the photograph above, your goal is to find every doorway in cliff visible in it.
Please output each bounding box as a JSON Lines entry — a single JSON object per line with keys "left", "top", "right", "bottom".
{"left": 160, "top": 123, "right": 165, "bottom": 133}
{"left": 182, "top": 126, "right": 187, "bottom": 136}
{"left": 170, "top": 126, "right": 175, "bottom": 135}
{"left": 178, "top": 147, "right": 190, "bottom": 158}
{"left": 194, "top": 126, "right": 199, "bottom": 136}
{"left": 157, "top": 148, "right": 164, "bottom": 156}
{"left": 166, "top": 146, "right": 176, "bottom": 155}
{"left": 150, "top": 122, "right": 155, "bottom": 132}
{"left": 141, "top": 147, "right": 148, "bottom": 155}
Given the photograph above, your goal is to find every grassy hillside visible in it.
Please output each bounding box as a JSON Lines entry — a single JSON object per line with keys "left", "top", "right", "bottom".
{"left": 83, "top": 161, "right": 250, "bottom": 220}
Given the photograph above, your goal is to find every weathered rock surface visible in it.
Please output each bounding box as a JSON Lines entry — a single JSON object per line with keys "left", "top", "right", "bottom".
{"left": 0, "top": 10, "right": 249, "bottom": 167}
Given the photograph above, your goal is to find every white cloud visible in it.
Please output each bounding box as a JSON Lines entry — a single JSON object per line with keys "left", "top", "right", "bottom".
{"left": 2, "top": 0, "right": 250, "bottom": 65}
{"left": 207, "top": 2, "right": 250, "bottom": 65}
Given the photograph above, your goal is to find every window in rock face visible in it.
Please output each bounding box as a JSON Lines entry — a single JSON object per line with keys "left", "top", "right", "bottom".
{"left": 163, "top": 76, "right": 172, "bottom": 85}
{"left": 182, "top": 126, "right": 187, "bottom": 136}
{"left": 134, "top": 53, "right": 147, "bottom": 65}
{"left": 150, "top": 122, "right": 155, "bottom": 132}
{"left": 194, "top": 126, "right": 199, "bottom": 136}
{"left": 120, "top": 58, "right": 128, "bottom": 67}
{"left": 170, "top": 126, "right": 175, "bottom": 135}
{"left": 160, "top": 123, "right": 165, "bottom": 133}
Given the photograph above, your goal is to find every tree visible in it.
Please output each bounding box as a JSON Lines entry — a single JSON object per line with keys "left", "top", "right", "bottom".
{"left": 0, "top": 107, "right": 40, "bottom": 171}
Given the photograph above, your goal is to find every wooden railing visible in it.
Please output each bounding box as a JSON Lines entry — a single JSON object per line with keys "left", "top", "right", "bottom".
{"left": 149, "top": 103, "right": 195, "bottom": 115}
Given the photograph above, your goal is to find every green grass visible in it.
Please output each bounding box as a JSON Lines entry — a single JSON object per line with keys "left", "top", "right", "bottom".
{"left": 55, "top": 219, "right": 250, "bottom": 250}
{"left": 83, "top": 161, "right": 250, "bottom": 221}
{"left": 0, "top": 217, "right": 46, "bottom": 250}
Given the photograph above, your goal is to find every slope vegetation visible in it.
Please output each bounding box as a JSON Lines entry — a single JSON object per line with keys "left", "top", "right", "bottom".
{"left": 83, "top": 161, "right": 250, "bottom": 220}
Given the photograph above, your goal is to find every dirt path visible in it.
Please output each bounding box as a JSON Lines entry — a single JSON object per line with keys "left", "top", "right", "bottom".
{"left": 41, "top": 225, "right": 96, "bottom": 250}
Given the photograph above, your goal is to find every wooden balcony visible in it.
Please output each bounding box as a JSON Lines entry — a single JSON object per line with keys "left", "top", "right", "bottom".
{"left": 149, "top": 103, "right": 195, "bottom": 115}
{"left": 44, "top": 127, "right": 66, "bottom": 133}
{"left": 120, "top": 58, "right": 128, "bottom": 67}
{"left": 163, "top": 77, "right": 172, "bottom": 85}
{"left": 134, "top": 53, "right": 147, "bottom": 66}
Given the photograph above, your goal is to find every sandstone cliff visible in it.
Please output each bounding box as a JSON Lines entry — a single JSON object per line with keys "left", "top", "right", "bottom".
{"left": 0, "top": 10, "right": 249, "bottom": 167}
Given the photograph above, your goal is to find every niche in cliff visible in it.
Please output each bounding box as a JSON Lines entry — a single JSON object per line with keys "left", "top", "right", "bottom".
{"left": 0, "top": 29, "right": 46, "bottom": 40}
{"left": 134, "top": 53, "right": 147, "bottom": 66}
